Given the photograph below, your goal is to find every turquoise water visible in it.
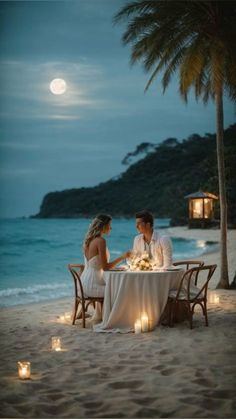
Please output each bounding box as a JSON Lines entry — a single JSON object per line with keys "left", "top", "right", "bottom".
{"left": 0, "top": 218, "right": 217, "bottom": 307}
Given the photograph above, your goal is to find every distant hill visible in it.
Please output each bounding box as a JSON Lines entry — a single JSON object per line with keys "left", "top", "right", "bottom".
{"left": 33, "top": 124, "right": 236, "bottom": 225}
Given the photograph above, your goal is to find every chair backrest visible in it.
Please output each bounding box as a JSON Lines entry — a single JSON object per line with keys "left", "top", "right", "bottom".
{"left": 68, "top": 264, "right": 85, "bottom": 300}
{"left": 173, "top": 260, "right": 204, "bottom": 269}
{"left": 176, "top": 264, "right": 217, "bottom": 301}
{"left": 173, "top": 260, "right": 204, "bottom": 285}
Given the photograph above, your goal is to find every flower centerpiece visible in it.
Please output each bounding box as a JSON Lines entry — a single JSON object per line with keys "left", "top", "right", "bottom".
{"left": 128, "top": 252, "right": 154, "bottom": 271}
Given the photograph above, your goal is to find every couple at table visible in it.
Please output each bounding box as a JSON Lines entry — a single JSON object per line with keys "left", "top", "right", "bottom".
{"left": 81, "top": 210, "right": 173, "bottom": 321}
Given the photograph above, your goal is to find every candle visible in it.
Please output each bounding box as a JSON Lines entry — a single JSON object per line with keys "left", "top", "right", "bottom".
{"left": 148, "top": 318, "right": 155, "bottom": 331}
{"left": 18, "top": 361, "right": 31, "bottom": 380}
{"left": 209, "top": 292, "right": 220, "bottom": 304}
{"left": 214, "top": 295, "right": 220, "bottom": 304}
{"left": 59, "top": 315, "right": 65, "bottom": 322}
{"left": 64, "top": 312, "right": 71, "bottom": 321}
{"left": 134, "top": 319, "right": 142, "bottom": 334}
{"left": 141, "top": 313, "right": 149, "bottom": 332}
{"left": 51, "top": 336, "right": 62, "bottom": 351}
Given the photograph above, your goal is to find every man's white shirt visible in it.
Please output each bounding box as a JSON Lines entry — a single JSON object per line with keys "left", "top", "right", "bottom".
{"left": 132, "top": 230, "right": 173, "bottom": 268}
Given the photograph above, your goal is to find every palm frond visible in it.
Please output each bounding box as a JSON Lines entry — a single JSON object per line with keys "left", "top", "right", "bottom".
{"left": 113, "top": 1, "right": 158, "bottom": 24}
{"left": 114, "top": 0, "right": 236, "bottom": 102}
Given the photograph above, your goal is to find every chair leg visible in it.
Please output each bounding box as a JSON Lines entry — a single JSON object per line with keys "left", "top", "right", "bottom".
{"left": 72, "top": 300, "right": 79, "bottom": 325}
{"left": 82, "top": 301, "right": 86, "bottom": 328}
{"left": 204, "top": 302, "right": 209, "bottom": 327}
{"left": 168, "top": 300, "right": 175, "bottom": 327}
{"left": 189, "top": 304, "right": 193, "bottom": 329}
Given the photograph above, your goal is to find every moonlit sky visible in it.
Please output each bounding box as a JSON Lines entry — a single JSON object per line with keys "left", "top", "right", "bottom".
{"left": 0, "top": 1, "right": 235, "bottom": 218}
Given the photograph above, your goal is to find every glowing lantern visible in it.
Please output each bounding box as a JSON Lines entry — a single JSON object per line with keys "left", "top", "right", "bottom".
{"left": 185, "top": 191, "right": 218, "bottom": 228}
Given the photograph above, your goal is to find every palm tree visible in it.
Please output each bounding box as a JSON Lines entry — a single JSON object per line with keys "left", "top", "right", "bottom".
{"left": 114, "top": 0, "right": 236, "bottom": 288}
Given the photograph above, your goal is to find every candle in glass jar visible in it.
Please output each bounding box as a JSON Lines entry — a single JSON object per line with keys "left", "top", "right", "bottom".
{"left": 18, "top": 361, "right": 31, "bottom": 380}
{"left": 64, "top": 312, "right": 71, "bottom": 321}
{"left": 141, "top": 314, "right": 149, "bottom": 332}
{"left": 148, "top": 318, "right": 155, "bottom": 331}
{"left": 51, "top": 336, "right": 61, "bottom": 351}
{"left": 134, "top": 319, "right": 142, "bottom": 334}
{"left": 214, "top": 294, "right": 220, "bottom": 304}
{"left": 209, "top": 292, "right": 220, "bottom": 304}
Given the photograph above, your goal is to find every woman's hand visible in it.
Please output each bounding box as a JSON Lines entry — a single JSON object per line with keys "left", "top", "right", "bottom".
{"left": 124, "top": 250, "right": 132, "bottom": 259}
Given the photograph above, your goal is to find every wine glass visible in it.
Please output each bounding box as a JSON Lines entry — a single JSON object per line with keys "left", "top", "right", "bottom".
{"left": 150, "top": 254, "right": 159, "bottom": 271}
{"left": 126, "top": 253, "right": 134, "bottom": 270}
{"left": 126, "top": 251, "right": 138, "bottom": 271}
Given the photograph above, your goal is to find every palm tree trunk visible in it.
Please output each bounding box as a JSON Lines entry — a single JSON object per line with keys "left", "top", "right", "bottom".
{"left": 215, "top": 91, "right": 229, "bottom": 289}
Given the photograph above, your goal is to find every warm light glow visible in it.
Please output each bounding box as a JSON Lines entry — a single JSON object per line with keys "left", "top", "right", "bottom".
{"left": 190, "top": 197, "right": 214, "bottom": 220}
{"left": 64, "top": 312, "right": 71, "bottom": 321}
{"left": 214, "top": 295, "right": 220, "bottom": 304}
{"left": 50, "top": 78, "right": 67, "bottom": 95}
{"left": 196, "top": 240, "right": 206, "bottom": 249}
{"left": 209, "top": 292, "right": 220, "bottom": 304}
{"left": 18, "top": 361, "right": 31, "bottom": 380}
{"left": 148, "top": 318, "right": 155, "bottom": 331}
{"left": 203, "top": 198, "right": 213, "bottom": 219}
{"left": 192, "top": 199, "right": 203, "bottom": 218}
{"left": 141, "top": 313, "right": 149, "bottom": 332}
{"left": 51, "top": 336, "right": 61, "bottom": 351}
{"left": 134, "top": 319, "right": 142, "bottom": 334}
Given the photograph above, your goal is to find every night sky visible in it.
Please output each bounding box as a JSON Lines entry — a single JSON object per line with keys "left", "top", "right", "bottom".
{"left": 0, "top": 0, "right": 235, "bottom": 217}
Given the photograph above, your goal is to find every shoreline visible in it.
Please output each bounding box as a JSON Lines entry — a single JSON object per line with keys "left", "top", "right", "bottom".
{"left": 166, "top": 227, "right": 236, "bottom": 288}
{"left": 1, "top": 227, "right": 235, "bottom": 311}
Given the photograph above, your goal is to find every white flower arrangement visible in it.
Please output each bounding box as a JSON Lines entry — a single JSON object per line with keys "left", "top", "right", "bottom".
{"left": 128, "top": 252, "right": 154, "bottom": 271}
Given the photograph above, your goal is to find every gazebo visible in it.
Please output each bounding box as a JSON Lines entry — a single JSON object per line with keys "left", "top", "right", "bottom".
{"left": 184, "top": 191, "right": 218, "bottom": 228}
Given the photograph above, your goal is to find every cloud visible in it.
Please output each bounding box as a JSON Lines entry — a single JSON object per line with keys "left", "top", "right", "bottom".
{"left": 0, "top": 59, "right": 111, "bottom": 119}
{"left": 0, "top": 168, "right": 39, "bottom": 178}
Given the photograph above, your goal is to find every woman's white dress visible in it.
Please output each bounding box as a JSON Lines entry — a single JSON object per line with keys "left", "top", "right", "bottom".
{"left": 80, "top": 251, "right": 109, "bottom": 298}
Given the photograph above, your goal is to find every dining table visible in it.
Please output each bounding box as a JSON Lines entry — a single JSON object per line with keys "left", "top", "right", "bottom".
{"left": 93, "top": 267, "right": 184, "bottom": 333}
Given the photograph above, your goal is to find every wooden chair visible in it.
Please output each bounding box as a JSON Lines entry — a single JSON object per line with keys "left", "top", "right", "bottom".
{"left": 173, "top": 260, "right": 204, "bottom": 285}
{"left": 173, "top": 260, "right": 204, "bottom": 269}
{"left": 168, "top": 264, "right": 217, "bottom": 329}
{"left": 68, "top": 264, "right": 104, "bottom": 328}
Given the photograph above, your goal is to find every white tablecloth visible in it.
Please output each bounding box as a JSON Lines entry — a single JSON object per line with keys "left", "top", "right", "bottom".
{"left": 94, "top": 269, "right": 184, "bottom": 333}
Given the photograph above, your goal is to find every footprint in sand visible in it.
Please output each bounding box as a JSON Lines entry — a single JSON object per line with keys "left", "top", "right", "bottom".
{"left": 135, "top": 407, "right": 161, "bottom": 418}
{"left": 109, "top": 380, "right": 143, "bottom": 390}
{"left": 193, "top": 378, "right": 215, "bottom": 388}
{"left": 160, "top": 367, "right": 175, "bottom": 376}
{"left": 159, "top": 349, "right": 170, "bottom": 355}
{"left": 83, "top": 401, "right": 104, "bottom": 410}
{"left": 135, "top": 397, "right": 157, "bottom": 406}
{"left": 151, "top": 364, "right": 165, "bottom": 371}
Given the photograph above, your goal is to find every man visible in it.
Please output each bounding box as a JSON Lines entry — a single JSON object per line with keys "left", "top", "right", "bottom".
{"left": 133, "top": 210, "right": 173, "bottom": 268}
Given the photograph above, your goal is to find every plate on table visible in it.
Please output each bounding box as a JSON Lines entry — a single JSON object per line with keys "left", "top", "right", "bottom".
{"left": 109, "top": 266, "right": 127, "bottom": 272}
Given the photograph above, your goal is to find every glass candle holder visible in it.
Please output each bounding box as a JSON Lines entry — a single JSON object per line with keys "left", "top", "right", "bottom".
{"left": 209, "top": 292, "right": 220, "bottom": 304}
{"left": 213, "top": 294, "right": 220, "bottom": 304}
{"left": 134, "top": 319, "right": 142, "bottom": 334}
{"left": 148, "top": 318, "right": 155, "bottom": 331}
{"left": 141, "top": 314, "right": 149, "bottom": 332}
{"left": 64, "top": 312, "right": 71, "bottom": 321}
{"left": 51, "top": 336, "right": 61, "bottom": 351}
{"left": 18, "top": 361, "right": 31, "bottom": 380}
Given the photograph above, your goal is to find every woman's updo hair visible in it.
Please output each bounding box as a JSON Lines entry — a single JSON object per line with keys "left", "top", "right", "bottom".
{"left": 83, "top": 214, "right": 112, "bottom": 251}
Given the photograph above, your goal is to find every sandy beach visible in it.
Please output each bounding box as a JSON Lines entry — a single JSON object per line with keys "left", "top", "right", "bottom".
{"left": 0, "top": 227, "right": 235, "bottom": 418}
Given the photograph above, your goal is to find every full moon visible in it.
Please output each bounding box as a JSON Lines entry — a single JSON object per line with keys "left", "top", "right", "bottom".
{"left": 49, "top": 78, "right": 67, "bottom": 95}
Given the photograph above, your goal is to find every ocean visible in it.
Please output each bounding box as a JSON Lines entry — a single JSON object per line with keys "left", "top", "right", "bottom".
{"left": 0, "top": 218, "right": 218, "bottom": 308}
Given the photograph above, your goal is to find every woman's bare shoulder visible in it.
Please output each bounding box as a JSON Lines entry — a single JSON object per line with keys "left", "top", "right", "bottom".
{"left": 92, "top": 236, "right": 106, "bottom": 245}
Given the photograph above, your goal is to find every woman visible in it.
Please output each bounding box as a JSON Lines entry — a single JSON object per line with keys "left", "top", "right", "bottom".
{"left": 81, "top": 214, "right": 131, "bottom": 321}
